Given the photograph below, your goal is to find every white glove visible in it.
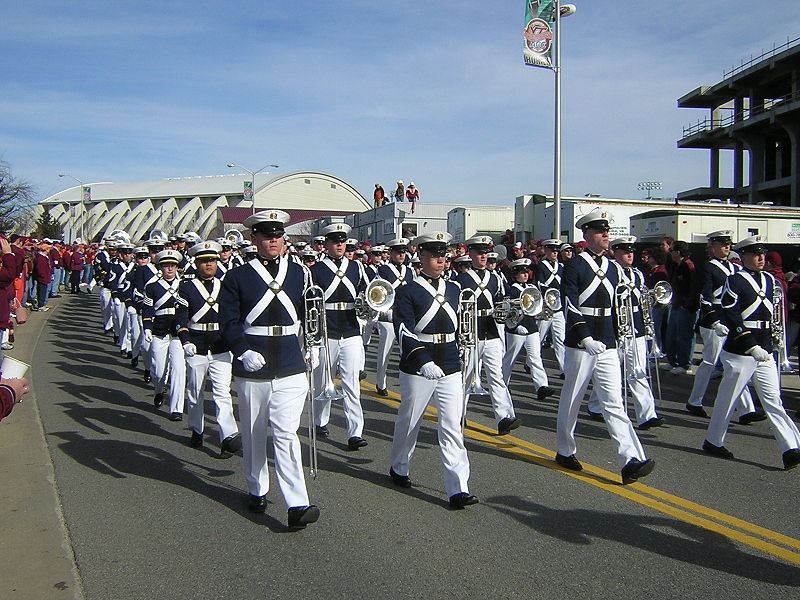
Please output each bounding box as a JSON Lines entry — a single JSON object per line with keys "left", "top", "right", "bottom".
{"left": 712, "top": 322, "right": 729, "bottom": 337}
{"left": 580, "top": 337, "right": 607, "bottom": 356}
{"left": 515, "top": 325, "right": 529, "bottom": 335}
{"left": 419, "top": 361, "right": 445, "bottom": 380}
{"left": 746, "top": 345, "right": 771, "bottom": 362}
{"left": 239, "top": 350, "right": 266, "bottom": 372}
{"left": 127, "top": 305, "right": 137, "bottom": 316}
{"left": 143, "top": 330, "right": 153, "bottom": 344}
{"left": 183, "top": 343, "right": 197, "bottom": 358}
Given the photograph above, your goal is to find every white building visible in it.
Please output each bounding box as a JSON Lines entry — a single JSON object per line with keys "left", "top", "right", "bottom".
{"left": 41, "top": 171, "right": 370, "bottom": 243}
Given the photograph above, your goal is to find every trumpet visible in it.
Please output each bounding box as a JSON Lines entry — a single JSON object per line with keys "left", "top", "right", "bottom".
{"left": 355, "top": 278, "right": 395, "bottom": 321}
{"left": 459, "top": 288, "right": 489, "bottom": 400}
{"left": 493, "top": 287, "right": 543, "bottom": 328}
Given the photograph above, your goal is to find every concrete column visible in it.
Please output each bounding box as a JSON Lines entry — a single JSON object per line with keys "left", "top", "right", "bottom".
{"left": 780, "top": 120, "right": 800, "bottom": 207}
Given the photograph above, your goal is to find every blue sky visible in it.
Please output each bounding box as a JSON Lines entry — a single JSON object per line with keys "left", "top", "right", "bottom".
{"left": 2, "top": 1, "right": 799, "bottom": 206}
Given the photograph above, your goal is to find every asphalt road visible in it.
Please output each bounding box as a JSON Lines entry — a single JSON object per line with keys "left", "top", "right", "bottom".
{"left": 31, "top": 293, "right": 800, "bottom": 599}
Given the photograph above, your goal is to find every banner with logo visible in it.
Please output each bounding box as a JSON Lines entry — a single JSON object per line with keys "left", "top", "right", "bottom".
{"left": 81, "top": 185, "right": 91, "bottom": 203}
{"left": 523, "top": 0, "right": 556, "bottom": 69}
{"left": 243, "top": 180, "right": 253, "bottom": 202}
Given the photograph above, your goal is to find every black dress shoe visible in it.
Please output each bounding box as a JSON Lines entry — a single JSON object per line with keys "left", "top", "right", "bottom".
{"left": 449, "top": 492, "right": 479, "bottom": 509}
{"left": 113, "top": 335, "right": 119, "bottom": 344}
{"left": 686, "top": 403, "right": 708, "bottom": 418}
{"left": 169, "top": 412, "right": 183, "bottom": 422}
{"left": 559, "top": 372, "right": 565, "bottom": 380}
{"left": 702, "top": 440, "right": 734, "bottom": 459}
{"left": 359, "top": 371, "right": 367, "bottom": 381}
{"left": 316, "top": 425, "right": 329, "bottom": 438}
{"left": 782, "top": 448, "right": 800, "bottom": 470}
{"left": 638, "top": 417, "right": 664, "bottom": 430}
{"left": 190, "top": 430, "right": 203, "bottom": 448}
{"left": 376, "top": 386, "right": 389, "bottom": 396}
{"left": 739, "top": 410, "right": 768, "bottom": 425}
{"left": 555, "top": 453, "right": 583, "bottom": 471}
{"left": 389, "top": 467, "right": 411, "bottom": 488}
{"left": 497, "top": 416, "right": 520, "bottom": 435}
{"left": 586, "top": 408, "right": 604, "bottom": 422}
{"left": 131, "top": 355, "right": 139, "bottom": 368}
{"left": 536, "top": 386, "right": 555, "bottom": 401}
{"left": 287, "top": 505, "right": 320, "bottom": 529}
{"left": 248, "top": 494, "right": 267, "bottom": 513}
{"left": 153, "top": 392, "right": 165, "bottom": 408}
{"left": 348, "top": 436, "right": 368, "bottom": 450}
{"left": 621, "top": 458, "right": 655, "bottom": 484}
{"left": 220, "top": 433, "right": 242, "bottom": 457}
{"left": 523, "top": 364, "right": 531, "bottom": 374}
{"left": 126, "top": 351, "right": 133, "bottom": 359}
{"left": 144, "top": 371, "right": 152, "bottom": 383}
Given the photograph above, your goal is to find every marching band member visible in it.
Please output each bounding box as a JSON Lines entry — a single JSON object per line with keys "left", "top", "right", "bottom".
{"left": 219, "top": 210, "right": 319, "bottom": 529}
{"left": 310, "top": 223, "right": 369, "bottom": 449}
{"left": 214, "top": 239, "right": 236, "bottom": 279}
{"left": 124, "top": 247, "right": 150, "bottom": 371}
{"left": 374, "top": 238, "right": 413, "bottom": 396}
{"left": 108, "top": 242, "right": 136, "bottom": 356}
{"left": 301, "top": 248, "right": 317, "bottom": 267}
{"left": 176, "top": 241, "right": 241, "bottom": 457}
{"left": 389, "top": 232, "right": 477, "bottom": 509}
{"left": 588, "top": 237, "right": 662, "bottom": 429}
{"left": 687, "top": 230, "right": 761, "bottom": 422}
{"left": 456, "top": 235, "right": 519, "bottom": 435}
{"left": 555, "top": 210, "right": 654, "bottom": 484}
{"left": 95, "top": 241, "right": 117, "bottom": 335}
{"left": 142, "top": 249, "right": 186, "bottom": 420}
{"left": 536, "top": 239, "right": 567, "bottom": 377}
{"left": 130, "top": 238, "right": 164, "bottom": 381}
{"left": 702, "top": 235, "right": 800, "bottom": 470}
{"left": 367, "top": 245, "right": 384, "bottom": 279}
{"left": 500, "top": 258, "right": 555, "bottom": 401}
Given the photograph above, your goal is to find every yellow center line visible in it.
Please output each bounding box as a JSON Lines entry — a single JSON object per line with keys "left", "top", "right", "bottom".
{"left": 360, "top": 383, "right": 800, "bottom": 565}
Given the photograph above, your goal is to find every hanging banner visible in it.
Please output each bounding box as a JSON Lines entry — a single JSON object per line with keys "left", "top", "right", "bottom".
{"left": 523, "top": 0, "right": 556, "bottom": 69}
{"left": 243, "top": 180, "right": 253, "bottom": 202}
{"left": 81, "top": 185, "right": 91, "bottom": 203}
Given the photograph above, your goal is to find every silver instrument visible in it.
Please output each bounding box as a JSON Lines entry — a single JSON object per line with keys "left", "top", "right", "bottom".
{"left": 147, "top": 229, "right": 169, "bottom": 243}
{"left": 225, "top": 229, "right": 245, "bottom": 246}
{"left": 108, "top": 229, "right": 131, "bottom": 245}
{"left": 772, "top": 285, "right": 790, "bottom": 372}
{"left": 459, "top": 288, "right": 489, "bottom": 402}
{"left": 355, "top": 278, "right": 395, "bottom": 321}
{"left": 541, "top": 287, "right": 562, "bottom": 321}
{"left": 493, "top": 287, "right": 543, "bottom": 328}
{"left": 640, "top": 280, "right": 672, "bottom": 401}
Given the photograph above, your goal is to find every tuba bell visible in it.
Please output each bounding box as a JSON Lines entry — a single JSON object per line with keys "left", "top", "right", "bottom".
{"left": 494, "top": 287, "right": 543, "bottom": 328}
{"left": 147, "top": 229, "right": 169, "bottom": 243}
{"left": 356, "top": 278, "right": 395, "bottom": 321}
{"left": 225, "top": 229, "right": 245, "bottom": 246}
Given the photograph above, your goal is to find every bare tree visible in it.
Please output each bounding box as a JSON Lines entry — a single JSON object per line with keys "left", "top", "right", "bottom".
{"left": 0, "top": 161, "right": 38, "bottom": 233}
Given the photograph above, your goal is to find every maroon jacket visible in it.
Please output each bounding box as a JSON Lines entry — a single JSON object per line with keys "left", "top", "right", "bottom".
{"left": 671, "top": 257, "right": 700, "bottom": 311}
{"left": 48, "top": 246, "right": 62, "bottom": 268}
{"left": 67, "top": 250, "right": 85, "bottom": 271}
{"left": 33, "top": 251, "right": 53, "bottom": 284}
{"left": 0, "top": 384, "right": 17, "bottom": 422}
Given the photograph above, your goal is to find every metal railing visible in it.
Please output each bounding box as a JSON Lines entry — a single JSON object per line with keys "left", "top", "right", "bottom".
{"left": 681, "top": 88, "right": 800, "bottom": 138}
{"left": 724, "top": 36, "right": 800, "bottom": 79}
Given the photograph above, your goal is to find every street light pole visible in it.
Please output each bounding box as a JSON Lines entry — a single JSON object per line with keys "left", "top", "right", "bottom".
{"left": 552, "top": 2, "right": 576, "bottom": 241}
{"left": 58, "top": 173, "right": 87, "bottom": 242}
{"left": 226, "top": 162, "right": 279, "bottom": 214}
{"left": 638, "top": 181, "right": 663, "bottom": 200}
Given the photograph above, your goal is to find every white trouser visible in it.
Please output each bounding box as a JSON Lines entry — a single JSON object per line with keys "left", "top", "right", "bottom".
{"left": 589, "top": 336, "right": 658, "bottom": 425}
{"left": 557, "top": 346, "right": 646, "bottom": 469}
{"left": 464, "top": 337, "right": 516, "bottom": 424}
{"left": 237, "top": 373, "right": 310, "bottom": 507}
{"left": 186, "top": 351, "right": 238, "bottom": 442}
{"left": 391, "top": 371, "right": 470, "bottom": 497}
{"left": 100, "top": 287, "right": 113, "bottom": 331}
{"left": 313, "top": 335, "right": 364, "bottom": 438}
{"left": 111, "top": 297, "right": 125, "bottom": 341}
{"left": 116, "top": 302, "right": 133, "bottom": 353}
{"left": 706, "top": 351, "right": 800, "bottom": 453}
{"left": 502, "top": 331, "right": 549, "bottom": 390}
{"left": 688, "top": 326, "right": 755, "bottom": 414}
{"left": 375, "top": 321, "right": 395, "bottom": 389}
{"left": 126, "top": 307, "right": 141, "bottom": 358}
{"left": 150, "top": 335, "right": 186, "bottom": 414}
{"left": 539, "top": 311, "right": 566, "bottom": 373}
{"left": 361, "top": 317, "right": 374, "bottom": 346}
{"left": 135, "top": 315, "right": 151, "bottom": 369}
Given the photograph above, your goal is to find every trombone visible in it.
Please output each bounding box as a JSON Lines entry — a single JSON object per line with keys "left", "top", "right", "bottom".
{"left": 459, "top": 288, "right": 489, "bottom": 410}
{"left": 355, "top": 278, "right": 395, "bottom": 321}
{"left": 772, "top": 285, "right": 791, "bottom": 375}
{"left": 615, "top": 282, "right": 639, "bottom": 403}
{"left": 640, "top": 280, "right": 672, "bottom": 401}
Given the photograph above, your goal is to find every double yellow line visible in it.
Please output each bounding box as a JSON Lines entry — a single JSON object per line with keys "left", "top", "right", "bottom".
{"left": 361, "top": 383, "right": 800, "bottom": 565}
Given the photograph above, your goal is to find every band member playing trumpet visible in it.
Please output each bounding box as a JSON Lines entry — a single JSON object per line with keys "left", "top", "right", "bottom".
{"left": 375, "top": 238, "right": 413, "bottom": 396}
{"left": 219, "top": 210, "right": 319, "bottom": 529}
{"left": 702, "top": 235, "right": 800, "bottom": 470}
{"left": 536, "top": 239, "right": 567, "bottom": 377}
{"left": 389, "top": 232, "right": 477, "bottom": 509}
{"left": 687, "top": 230, "right": 761, "bottom": 422}
{"left": 310, "top": 223, "right": 369, "bottom": 450}
{"left": 500, "top": 258, "right": 554, "bottom": 401}
{"left": 588, "top": 237, "right": 662, "bottom": 429}
{"left": 456, "top": 235, "right": 519, "bottom": 435}
{"left": 555, "top": 210, "right": 654, "bottom": 484}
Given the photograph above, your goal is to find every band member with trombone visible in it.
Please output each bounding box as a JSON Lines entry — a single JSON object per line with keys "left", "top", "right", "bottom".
{"left": 536, "top": 239, "right": 567, "bottom": 377}
{"left": 375, "top": 238, "right": 413, "bottom": 396}
{"left": 456, "top": 235, "right": 519, "bottom": 435}
{"left": 176, "top": 240, "right": 241, "bottom": 457}
{"left": 310, "top": 223, "right": 369, "bottom": 450}
{"left": 687, "top": 230, "right": 761, "bottom": 422}
{"left": 219, "top": 209, "right": 319, "bottom": 529}
{"left": 389, "top": 232, "right": 477, "bottom": 509}
{"left": 555, "top": 210, "right": 654, "bottom": 484}
{"left": 588, "top": 237, "right": 663, "bottom": 429}
{"left": 500, "top": 258, "right": 555, "bottom": 401}
{"left": 702, "top": 235, "right": 800, "bottom": 470}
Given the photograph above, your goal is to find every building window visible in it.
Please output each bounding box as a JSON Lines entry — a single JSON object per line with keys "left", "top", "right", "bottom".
{"left": 331, "top": 184, "right": 337, "bottom": 189}
{"left": 304, "top": 179, "right": 311, "bottom": 184}
{"left": 401, "top": 222, "right": 417, "bottom": 238}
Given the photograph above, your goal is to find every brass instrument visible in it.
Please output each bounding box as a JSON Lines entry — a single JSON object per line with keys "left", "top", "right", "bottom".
{"left": 147, "top": 229, "right": 169, "bottom": 243}
{"left": 772, "top": 284, "right": 790, "bottom": 372}
{"left": 493, "top": 287, "right": 543, "bottom": 328}
{"left": 459, "top": 288, "right": 489, "bottom": 400}
{"left": 614, "top": 281, "right": 640, "bottom": 402}
{"left": 225, "top": 228, "right": 245, "bottom": 246}
{"left": 355, "top": 278, "right": 395, "bottom": 321}
{"left": 108, "top": 230, "right": 131, "bottom": 245}
{"left": 541, "top": 287, "right": 562, "bottom": 320}
{"left": 640, "top": 280, "right": 672, "bottom": 401}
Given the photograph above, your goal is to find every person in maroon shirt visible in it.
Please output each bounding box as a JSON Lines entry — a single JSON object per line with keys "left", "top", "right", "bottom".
{"left": 33, "top": 241, "right": 54, "bottom": 311}
{"left": 66, "top": 244, "right": 86, "bottom": 293}
{"left": 664, "top": 241, "right": 699, "bottom": 373}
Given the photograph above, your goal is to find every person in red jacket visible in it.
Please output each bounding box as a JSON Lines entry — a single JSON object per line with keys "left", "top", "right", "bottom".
{"left": 33, "top": 240, "right": 54, "bottom": 311}
{"left": 0, "top": 377, "right": 30, "bottom": 422}
{"left": 66, "top": 244, "right": 86, "bottom": 293}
